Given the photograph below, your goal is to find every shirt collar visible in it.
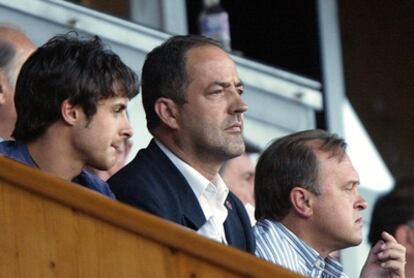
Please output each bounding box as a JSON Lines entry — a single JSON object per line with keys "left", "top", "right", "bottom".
{"left": 19, "top": 141, "right": 38, "bottom": 167}
{"left": 273, "top": 221, "right": 344, "bottom": 277}
{"left": 209, "top": 174, "right": 229, "bottom": 207}
{"left": 155, "top": 139, "right": 229, "bottom": 201}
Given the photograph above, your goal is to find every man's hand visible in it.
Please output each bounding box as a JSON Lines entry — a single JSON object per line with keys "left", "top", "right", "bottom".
{"left": 360, "top": 231, "right": 406, "bottom": 278}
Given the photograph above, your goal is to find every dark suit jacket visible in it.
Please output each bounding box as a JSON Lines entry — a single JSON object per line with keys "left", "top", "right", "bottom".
{"left": 108, "top": 139, "right": 255, "bottom": 253}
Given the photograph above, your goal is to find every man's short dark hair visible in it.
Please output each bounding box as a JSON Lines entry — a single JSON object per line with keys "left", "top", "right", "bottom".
{"left": 368, "top": 178, "right": 414, "bottom": 246}
{"left": 254, "top": 129, "right": 347, "bottom": 221}
{"left": 141, "top": 35, "right": 223, "bottom": 131}
{"left": 12, "top": 33, "right": 139, "bottom": 142}
{"left": 0, "top": 38, "right": 16, "bottom": 83}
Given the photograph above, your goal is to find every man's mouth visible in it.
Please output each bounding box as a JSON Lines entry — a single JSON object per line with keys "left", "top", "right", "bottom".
{"left": 111, "top": 143, "right": 120, "bottom": 151}
{"left": 225, "top": 122, "right": 243, "bottom": 132}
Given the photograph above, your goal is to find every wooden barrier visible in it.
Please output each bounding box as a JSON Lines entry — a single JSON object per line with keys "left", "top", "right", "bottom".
{"left": 0, "top": 156, "right": 303, "bottom": 277}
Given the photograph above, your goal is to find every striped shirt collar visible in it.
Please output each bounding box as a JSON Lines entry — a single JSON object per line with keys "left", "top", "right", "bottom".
{"left": 256, "top": 219, "right": 346, "bottom": 278}
{"left": 276, "top": 221, "right": 344, "bottom": 276}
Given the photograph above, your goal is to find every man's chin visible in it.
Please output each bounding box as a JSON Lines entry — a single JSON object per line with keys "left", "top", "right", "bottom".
{"left": 348, "top": 236, "right": 363, "bottom": 247}
{"left": 91, "top": 160, "right": 115, "bottom": 172}
{"left": 226, "top": 146, "right": 245, "bottom": 159}
{"left": 230, "top": 138, "right": 245, "bottom": 152}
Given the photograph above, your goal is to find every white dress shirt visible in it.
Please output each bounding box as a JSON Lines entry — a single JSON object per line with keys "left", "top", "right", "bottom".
{"left": 244, "top": 202, "right": 256, "bottom": 226}
{"left": 155, "top": 140, "right": 229, "bottom": 243}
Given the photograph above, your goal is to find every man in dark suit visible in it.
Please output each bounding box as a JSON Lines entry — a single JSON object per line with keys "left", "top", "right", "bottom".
{"left": 109, "top": 35, "right": 255, "bottom": 253}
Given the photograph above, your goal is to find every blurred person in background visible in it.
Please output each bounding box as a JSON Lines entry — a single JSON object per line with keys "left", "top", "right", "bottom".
{"left": 88, "top": 137, "right": 133, "bottom": 181}
{"left": 369, "top": 178, "right": 414, "bottom": 278}
{"left": 221, "top": 141, "right": 260, "bottom": 225}
{"left": 0, "top": 25, "right": 35, "bottom": 141}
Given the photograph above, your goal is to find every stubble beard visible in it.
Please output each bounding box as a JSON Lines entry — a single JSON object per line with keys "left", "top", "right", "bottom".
{"left": 186, "top": 114, "right": 245, "bottom": 163}
{"left": 208, "top": 132, "right": 245, "bottom": 162}
{"left": 220, "top": 115, "right": 245, "bottom": 158}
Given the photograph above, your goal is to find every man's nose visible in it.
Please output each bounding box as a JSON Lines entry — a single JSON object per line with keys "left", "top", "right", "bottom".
{"left": 355, "top": 194, "right": 368, "bottom": 210}
{"left": 121, "top": 113, "right": 133, "bottom": 139}
{"left": 230, "top": 90, "right": 248, "bottom": 114}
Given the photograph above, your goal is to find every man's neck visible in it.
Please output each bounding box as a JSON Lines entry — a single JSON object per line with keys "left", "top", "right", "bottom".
{"left": 0, "top": 123, "right": 14, "bottom": 141}
{"left": 282, "top": 215, "right": 335, "bottom": 258}
{"left": 154, "top": 135, "right": 222, "bottom": 181}
{"left": 27, "top": 134, "right": 83, "bottom": 181}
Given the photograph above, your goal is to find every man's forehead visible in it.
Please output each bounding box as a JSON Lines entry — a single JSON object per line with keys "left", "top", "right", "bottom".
{"left": 315, "top": 149, "right": 350, "bottom": 166}
{"left": 305, "top": 139, "right": 345, "bottom": 161}
{"left": 317, "top": 151, "right": 360, "bottom": 180}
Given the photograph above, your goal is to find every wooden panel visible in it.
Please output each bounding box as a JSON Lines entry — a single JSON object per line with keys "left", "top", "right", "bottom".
{"left": 0, "top": 156, "right": 302, "bottom": 277}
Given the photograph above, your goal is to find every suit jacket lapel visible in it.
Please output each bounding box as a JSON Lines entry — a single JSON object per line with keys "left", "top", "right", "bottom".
{"left": 177, "top": 180, "right": 206, "bottom": 230}
{"left": 223, "top": 197, "right": 235, "bottom": 245}
{"left": 148, "top": 140, "right": 206, "bottom": 230}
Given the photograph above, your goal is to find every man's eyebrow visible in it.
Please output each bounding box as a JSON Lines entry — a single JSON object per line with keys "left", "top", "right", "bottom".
{"left": 343, "top": 180, "right": 360, "bottom": 187}
{"left": 235, "top": 80, "right": 244, "bottom": 87}
{"left": 113, "top": 102, "right": 128, "bottom": 110}
{"left": 208, "top": 80, "right": 244, "bottom": 88}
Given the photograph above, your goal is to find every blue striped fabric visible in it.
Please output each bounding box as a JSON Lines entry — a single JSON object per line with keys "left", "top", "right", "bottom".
{"left": 254, "top": 219, "right": 348, "bottom": 278}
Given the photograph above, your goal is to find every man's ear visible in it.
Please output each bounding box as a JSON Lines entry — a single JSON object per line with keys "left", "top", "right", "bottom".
{"left": 290, "top": 187, "right": 314, "bottom": 218}
{"left": 154, "top": 97, "right": 179, "bottom": 129}
{"left": 395, "top": 224, "right": 414, "bottom": 254}
{"left": 61, "top": 99, "right": 80, "bottom": 126}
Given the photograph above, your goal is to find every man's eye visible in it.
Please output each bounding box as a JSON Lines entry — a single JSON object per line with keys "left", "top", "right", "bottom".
{"left": 114, "top": 106, "right": 125, "bottom": 113}
{"left": 345, "top": 185, "right": 355, "bottom": 191}
{"left": 210, "top": 90, "right": 223, "bottom": 95}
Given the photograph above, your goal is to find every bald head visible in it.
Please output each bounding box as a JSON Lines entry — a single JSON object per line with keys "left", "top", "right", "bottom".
{"left": 0, "top": 26, "right": 35, "bottom": 140}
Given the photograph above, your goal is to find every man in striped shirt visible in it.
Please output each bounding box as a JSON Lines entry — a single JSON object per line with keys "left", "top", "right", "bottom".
{"left": 253, "top": 129, "right": 406, "bottom": 278}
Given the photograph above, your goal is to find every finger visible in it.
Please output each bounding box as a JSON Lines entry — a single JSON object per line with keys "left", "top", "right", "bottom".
{"left": 380, "top": 259, "right": 405, "bottom": 274}
{"left": 382, "top": 231, "right": 397, "bottom": 243}
{"left": 380, "top": 241, "right": 406, "bottom": 256}
{"left": 365, "top": 240, "right": 386, "bottom": 265}
{"left": 370, "top": 239, "right": 384, "bottom": 255}
{"left": 377, "top": 247, "right": 406, "bottom": 263}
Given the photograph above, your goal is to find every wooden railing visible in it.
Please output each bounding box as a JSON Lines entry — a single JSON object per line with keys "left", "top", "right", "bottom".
{"left": 0, "top": 156, "right": 302, "bottom": 277}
